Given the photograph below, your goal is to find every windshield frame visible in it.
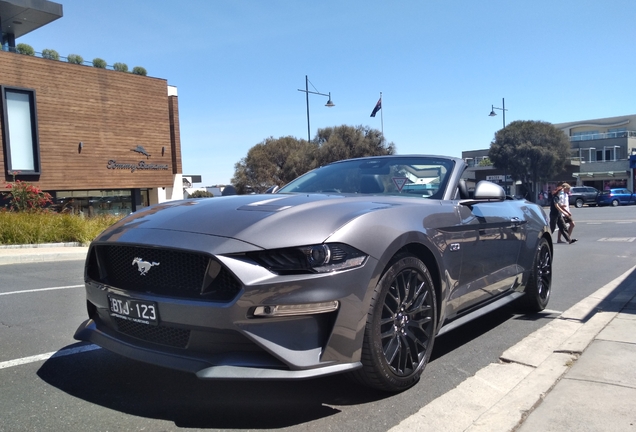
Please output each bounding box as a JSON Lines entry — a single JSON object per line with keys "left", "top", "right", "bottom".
{"left": 277, "top": 156, "right": 457, "bottom": 200}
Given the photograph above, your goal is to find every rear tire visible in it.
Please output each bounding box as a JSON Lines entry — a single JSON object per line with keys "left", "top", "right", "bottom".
{"left": 612, "top": 199, "right": 619, "bottom": 207}
{"left": 575, "top": 198, "right": 583, "bottom": 208}
{"left": 350, "top": 254, "right": 437, "bottom": 392}
{"left": 518, "top": 238, "right": 552, "bottom": 312}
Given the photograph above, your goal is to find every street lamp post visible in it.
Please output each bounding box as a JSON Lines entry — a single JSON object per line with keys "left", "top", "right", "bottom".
{"left": 489, "top": 98, "right": 506, "bottom": 128}
{"left": 489, "top": 98, "right": 509, "bottom": 194}
{"left": 298, "top": 75, "right": 334, "bottom": 142}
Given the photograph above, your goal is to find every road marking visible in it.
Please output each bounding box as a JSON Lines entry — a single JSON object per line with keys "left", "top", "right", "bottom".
{"left": 0, "top": 344, "right": 101, "bottom": 370}
{"left": 0, "top": 285, "right": 83, "bottom": 296}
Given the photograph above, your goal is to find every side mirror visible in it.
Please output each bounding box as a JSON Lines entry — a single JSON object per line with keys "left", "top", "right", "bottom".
{"left": 473, "top": 181, "right": 505, "bottom": 200}
{"left": 264, "top": 185, "right": 280, "bottom": 194}
{"left": 460, "top": 180, "right": 505, "bottom": 206}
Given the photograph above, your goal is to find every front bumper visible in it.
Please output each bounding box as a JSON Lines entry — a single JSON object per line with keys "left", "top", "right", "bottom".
{"left": 75, "top": 242, "right": 379, "bottom": 380}
{"left": 74, "top": 319, "right": 361, "bottom": 379}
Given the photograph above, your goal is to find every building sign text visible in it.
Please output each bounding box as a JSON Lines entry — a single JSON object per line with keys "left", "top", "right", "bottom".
{"left": 107, "top": 160, "right": 169, "bottom": 173}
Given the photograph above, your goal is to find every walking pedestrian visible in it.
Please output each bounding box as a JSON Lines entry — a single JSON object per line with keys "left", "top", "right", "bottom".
{"left": 549, "top": 183, "right": 577, "bottom": 244}
{"left": 557, "top": 183, "right": 576, "bottom": 243}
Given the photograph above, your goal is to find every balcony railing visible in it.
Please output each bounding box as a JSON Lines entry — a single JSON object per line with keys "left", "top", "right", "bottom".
{"left": 570, "top": 130, "right": 636, "bottom": 141}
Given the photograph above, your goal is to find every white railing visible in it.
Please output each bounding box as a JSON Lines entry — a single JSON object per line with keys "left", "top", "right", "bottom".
{"left": 570, "top": 131, "right": 636, "bottom": 141}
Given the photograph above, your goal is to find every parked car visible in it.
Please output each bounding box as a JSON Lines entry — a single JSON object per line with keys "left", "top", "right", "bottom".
{"left": 568, "top": 186, "right": 600, "bottom": 208}
{"left": 596, "top": 188, "right": 635, "bottom": 206}
{"left": 74, "top": 155, "right": 553, "bottom": 393}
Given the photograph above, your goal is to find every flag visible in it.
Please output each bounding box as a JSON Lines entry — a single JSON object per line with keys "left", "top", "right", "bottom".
{"left": 370, "top": 98, "right": 382, "bottom": 117}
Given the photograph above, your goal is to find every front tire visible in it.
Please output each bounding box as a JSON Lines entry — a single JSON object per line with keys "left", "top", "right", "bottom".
{"left": 351, "top": 254, "right": 437, "bottom": 392}
{"left": 518, "top": 238, "right": 552, "bottom": 312}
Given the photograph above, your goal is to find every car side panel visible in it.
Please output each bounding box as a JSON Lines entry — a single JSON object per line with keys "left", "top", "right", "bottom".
{"left": 452, "top": 200, "right": 525, "bottom": 311}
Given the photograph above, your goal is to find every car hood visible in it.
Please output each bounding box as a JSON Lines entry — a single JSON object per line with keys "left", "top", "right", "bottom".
{"left": 95, "top": 194, "right": 410, "bottom": 250}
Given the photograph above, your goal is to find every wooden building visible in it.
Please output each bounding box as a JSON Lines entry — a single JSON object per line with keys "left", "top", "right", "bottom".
{"left": 1, "top": 0, "right": 184, "bottom": 216}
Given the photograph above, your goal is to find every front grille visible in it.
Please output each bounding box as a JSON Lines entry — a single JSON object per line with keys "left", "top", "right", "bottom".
{"left": 88, "top": 245, "right": 242, "bottom": 302}
{"left": 114, "top": 317, "right": 191, "bottom": 348}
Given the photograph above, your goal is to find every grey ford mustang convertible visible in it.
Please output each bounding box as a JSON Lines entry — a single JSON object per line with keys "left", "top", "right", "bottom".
{"left": 75, "top": 155, "right": 553, "bottom": 392}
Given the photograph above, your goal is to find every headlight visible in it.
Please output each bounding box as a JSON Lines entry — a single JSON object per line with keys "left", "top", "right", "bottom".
{"left": 246, "top": 243, "right": 367, "bottom": 274}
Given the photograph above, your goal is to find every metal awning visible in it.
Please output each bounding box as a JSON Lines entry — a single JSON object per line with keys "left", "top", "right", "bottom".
{"left": 573, "top": 171, "right": 627, "bottom": 178}
{"left": 1, "top": 0, "right": 62, "bottom": 41}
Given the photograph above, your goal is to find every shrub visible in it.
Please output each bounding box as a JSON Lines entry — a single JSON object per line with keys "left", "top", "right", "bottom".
{"left": 67, "top": 54, "right": 84, "bottom": 64}
{"left": 92, "top": 57, "right": 107, "bottom": 68}
{"left": 132, "top": 66, "right": 147, "bottom": 76}
{"left": 189, "top": 190, "right": 213, "bottom": 198}
{"left": 41, "top": 49, "right": 60, "bottom": 60}
{"left": 16, "top": 43, "right": 35, "bottom": 56}
{"left": 113, "top": 62, "right": 128, "bottom": 72}
{"left": 2, "top": 171, "right": 53, "bottom": 213}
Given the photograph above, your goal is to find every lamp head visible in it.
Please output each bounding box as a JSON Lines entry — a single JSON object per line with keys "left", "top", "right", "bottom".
{"left": 489, "top": 105, "right": 497, "bottom": 117}
{"left": 325, "top": 93, "right": 335, "bottom": 107}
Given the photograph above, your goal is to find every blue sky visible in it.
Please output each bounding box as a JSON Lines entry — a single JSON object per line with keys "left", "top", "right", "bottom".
{"left": 20, "top": 0, "right": 636, "bottom": 186}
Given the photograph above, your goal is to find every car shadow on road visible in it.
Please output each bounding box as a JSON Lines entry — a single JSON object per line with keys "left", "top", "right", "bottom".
{"left": 37, "top": 344, "right": 391, "bottom": 429}
{"left": 430, "top": 305, "right": 558, "bottom": 362}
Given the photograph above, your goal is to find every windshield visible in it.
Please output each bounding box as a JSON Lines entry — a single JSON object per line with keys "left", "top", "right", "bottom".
{"left": 278, "top": 156, "right": 455, "bottom": 199}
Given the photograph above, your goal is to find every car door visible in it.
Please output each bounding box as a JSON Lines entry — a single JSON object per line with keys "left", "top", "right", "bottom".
{"left": 452, "top": 200, "right": 526, "bottom": 312}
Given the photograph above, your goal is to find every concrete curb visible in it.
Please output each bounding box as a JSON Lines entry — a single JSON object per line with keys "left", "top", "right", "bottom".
{"left": 0, "top": 244, "right": 88, "bottom": 265}
{"left": 389, "top": 265, "right": 636, "bottom": 432}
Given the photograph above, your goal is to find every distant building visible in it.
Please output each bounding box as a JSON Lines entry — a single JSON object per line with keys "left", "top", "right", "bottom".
{"left": 463, "top": 114, "right": 636, "bottom": 197}
{"left": 554, "top": 114, "right": 636, "bottom": 191}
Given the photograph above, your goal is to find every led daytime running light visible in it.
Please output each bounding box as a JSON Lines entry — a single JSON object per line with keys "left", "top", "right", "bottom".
{"left": 254, "top": 301, "right": 339, "bottom": 317}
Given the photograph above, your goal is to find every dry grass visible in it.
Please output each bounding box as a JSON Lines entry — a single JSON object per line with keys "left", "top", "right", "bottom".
{"left": 0, "top": 212, "right": 122, "bottom": 245}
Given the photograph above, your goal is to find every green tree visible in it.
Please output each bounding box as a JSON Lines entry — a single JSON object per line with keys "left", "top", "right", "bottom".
{"left": 231, "top": 125, "right": 395, "bottom": 194}
{"left": 315, "top": 125, "right": 395, "bottom": 166}
{"left": 489, "top": 120, "right": 571, "bottom": 201}
{"left": 232, "top": 136, "right": 318, "bottom": 194}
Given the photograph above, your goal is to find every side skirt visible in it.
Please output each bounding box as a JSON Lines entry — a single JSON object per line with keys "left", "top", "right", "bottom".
{"left": 436, "top": 291, "right": 524, "bottom": 337}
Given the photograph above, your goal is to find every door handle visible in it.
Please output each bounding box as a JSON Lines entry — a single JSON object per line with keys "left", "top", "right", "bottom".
{"left": 510, "top": 217, "right": 525, "bottom": 228}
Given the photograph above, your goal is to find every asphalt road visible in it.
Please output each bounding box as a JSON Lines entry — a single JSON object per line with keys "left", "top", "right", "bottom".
{"left": 1, "top": 205, "right": 634, "bottom": 432}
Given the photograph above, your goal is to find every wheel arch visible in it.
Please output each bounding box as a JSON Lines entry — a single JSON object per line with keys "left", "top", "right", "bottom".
{"left": 379, "top": 242, "right": 443, "bottom": 330}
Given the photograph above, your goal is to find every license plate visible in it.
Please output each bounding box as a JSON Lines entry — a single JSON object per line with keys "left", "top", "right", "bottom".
{"left": 108, "top": 294, "right": 159, "bottom": 326}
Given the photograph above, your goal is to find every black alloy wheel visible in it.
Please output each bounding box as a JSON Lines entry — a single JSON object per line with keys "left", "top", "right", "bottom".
{"left": 352, "top": 254, "right": 437, "bottom": 392}
{"left": 518, "top": 237, "right": 552, "bottom": 312}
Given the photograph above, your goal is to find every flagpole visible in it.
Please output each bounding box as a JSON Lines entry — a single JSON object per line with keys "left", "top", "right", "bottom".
{"left": 379, "top": 92, "right": 384, "bottom": 140}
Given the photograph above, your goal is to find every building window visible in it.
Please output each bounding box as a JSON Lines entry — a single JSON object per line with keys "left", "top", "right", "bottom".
{"left": 1, "top": 86, "right": 41, "bottom": 175}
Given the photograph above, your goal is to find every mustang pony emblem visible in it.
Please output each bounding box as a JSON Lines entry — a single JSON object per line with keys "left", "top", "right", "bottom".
{"left": 132, "top": 257, "right": 159, "bottom": 275}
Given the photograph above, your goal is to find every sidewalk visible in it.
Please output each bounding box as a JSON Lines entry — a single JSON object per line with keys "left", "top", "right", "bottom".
{"left": 391, "top": 265, "right": 636, "bottom": 432}
{"left": 0, "top": 243, "right": 88, "bottom": 265}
